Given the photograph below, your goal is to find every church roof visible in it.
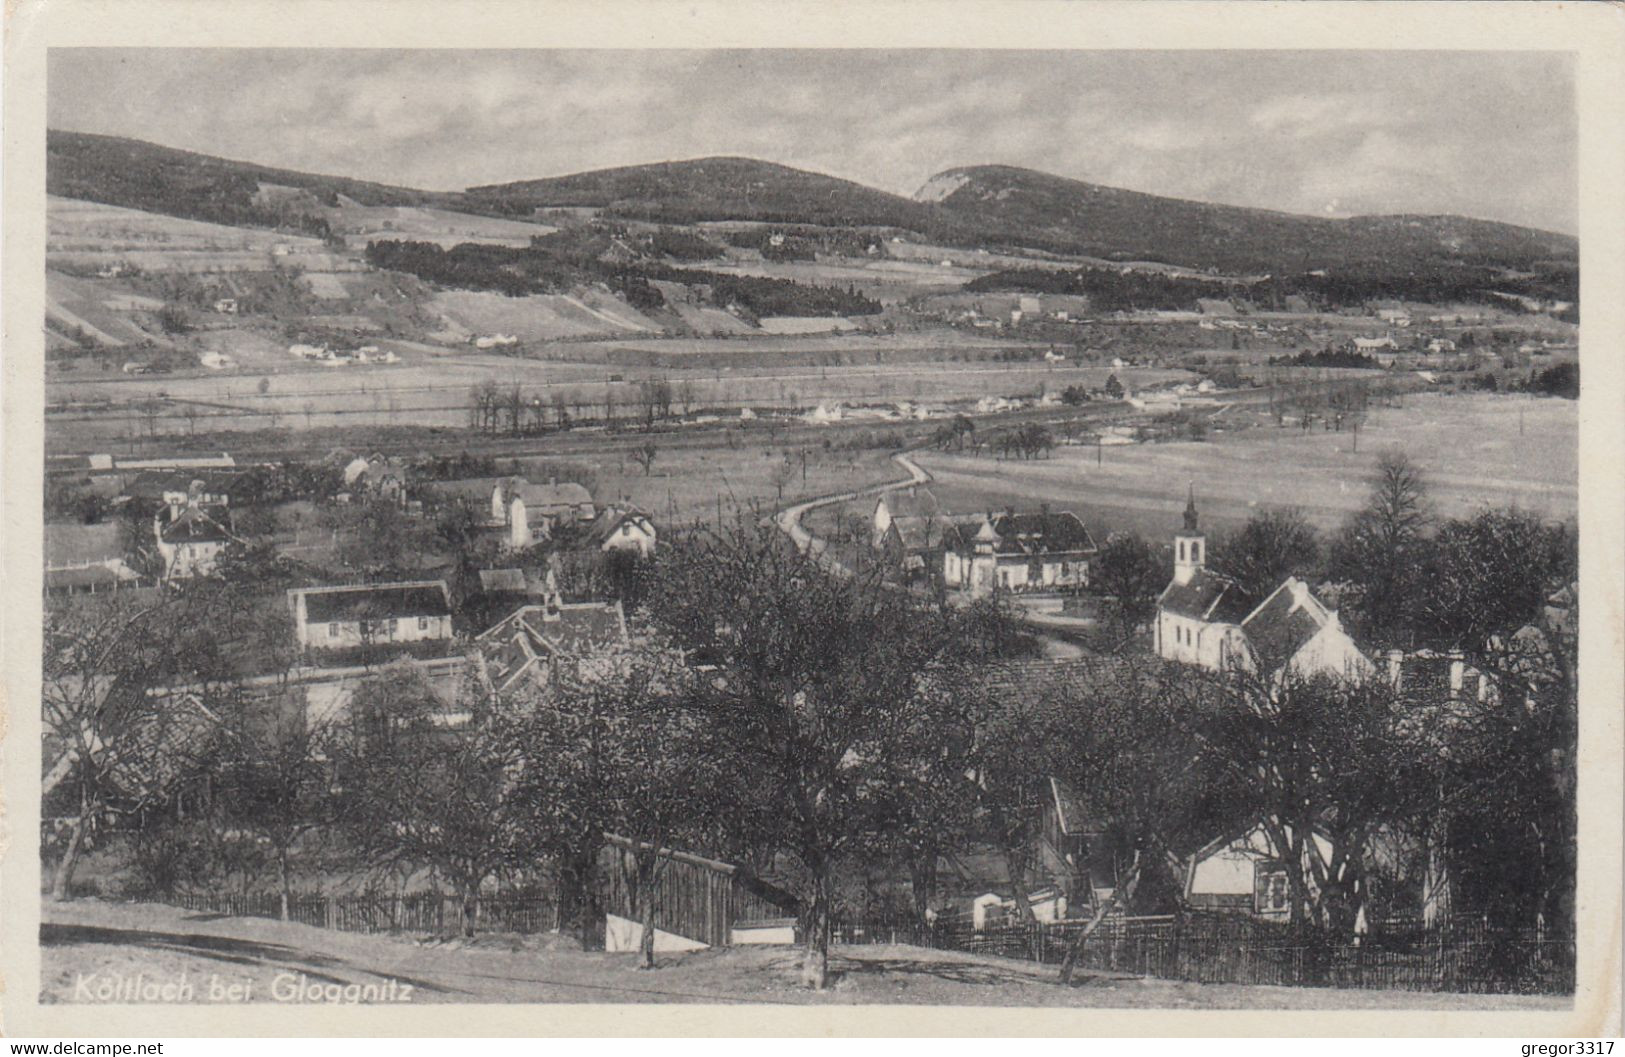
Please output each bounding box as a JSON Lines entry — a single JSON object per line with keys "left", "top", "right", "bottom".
{"left": 1240, "top": 579, "right": 1332, "bottom": 673}
{"left": 1158, "top": 567, "right": 1245, "bottom": 622}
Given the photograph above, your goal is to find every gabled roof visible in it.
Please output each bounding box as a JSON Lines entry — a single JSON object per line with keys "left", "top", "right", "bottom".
{"left": 944, "top": 510, "right": 1098, "bottom": 557}
{"left": 876, "top": 487, "right": 945, "bottom": 521}
{"left": 476, "top": 600, "right": 630, "bottom": 693}
{"left": 1049, "top": 776, "right": 1096, "bottom": 838}
{"left": 587, "top": 508, "right": 655, "bottom": 546}
{"left": 509, "top": 478, "right": 593, "bottom": 509}
{"left": 158, "top": 504, "right": 236, "bottom": 544}
{"left": 126, "top": 470, "right": 246, "bottom": 503}
{"left": 1239, "top": 577, "right": 1334, "bottom": 673}
{"left": 477, "top": 568, "right": 530, "bottom": 593}
{"left": 886, "top": 514, "right": 980, "bottom": 552}
{"left": 1158, "top": 567, "right": 1245, "bottom": 622}
{"left": 294, "top": 581, "right": 452, "bottom": 624}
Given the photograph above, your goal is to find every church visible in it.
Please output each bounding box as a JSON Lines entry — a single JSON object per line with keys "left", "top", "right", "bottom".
{"left": 1154, "top": 492, "right": 1373, "bottom": 682}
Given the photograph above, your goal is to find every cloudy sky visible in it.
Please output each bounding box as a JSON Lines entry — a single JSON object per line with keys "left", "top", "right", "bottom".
{"left": 49, "top": 49, "right": 1577, "bottom": 234}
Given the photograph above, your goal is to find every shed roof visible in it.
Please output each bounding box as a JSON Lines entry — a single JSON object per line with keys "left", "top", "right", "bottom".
{"left": 158, "top": 505, "right": 235, "bottom": 544}
{"left": 45, "top": 521, "right": 123, "bottom": 567}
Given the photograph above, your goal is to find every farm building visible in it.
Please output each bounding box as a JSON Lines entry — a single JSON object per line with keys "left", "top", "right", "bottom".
{"left": 288, "top": 581, "right": 454, "bottom": 655}
{"left": 942, "top": 509, "right": 1099, "bottom": 597}
{"left": 427, "top": 476, "right": 595, "bottom": 551}
{"left": 343, "top": 453, "right": 411, "bottom": 507}
{"left": 599, "top": 835, "right": 801, "bottom": 951}
{"left": 1184, "top": 824, "right": 1335, "bottom": 919}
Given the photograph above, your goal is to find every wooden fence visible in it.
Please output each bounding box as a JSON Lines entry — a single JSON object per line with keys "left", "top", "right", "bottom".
{"left": 171, "top": 890, "right": 559, "bottom": 937}
{"left": 835, "top": 911, "right": 1575, "bottom": 995}
{"left": 598, "top": 836, "right": 799, "bottom": 947}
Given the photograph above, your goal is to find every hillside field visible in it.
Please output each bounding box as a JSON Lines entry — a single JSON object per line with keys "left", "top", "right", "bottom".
{"left": 911, "top": 392, "right": 1577, "bottom": 541}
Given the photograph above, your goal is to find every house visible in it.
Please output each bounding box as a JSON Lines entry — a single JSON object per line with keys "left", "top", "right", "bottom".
{"left": 587, "top": 508, "right": 657, "bottom": 558}
{"left": 343, "top": 453, "right": 410, "bottom": 507}
{"left": 425, "top": 476, "right": 596, "bottom": 551}
{"left": 942, "top": 509, "right": 1099, "bottom": 596}
{"left": 1184, "top": 823, "right": 1335, "bottom": 919}
{"left": 153, "top": 484, "right": 239, "bottom": 579}
{"left": 971, "top": 888, "right": 1069, "bottom": 930}
{"left": 1038, "top": 777, "right": 1122, "bottom": 912}
{"left": 1352, "top": 335, "right": 1397, "bottom": 353}
{"left": 872, "top": 488, "right": 949, "bottom": 545}
{"left": 288, "top": 581, "right": 454, "bottom": 655}
{"left": 124, "top": 471, "right": 247, "bottom": 512}
{"left": 1154, "top": 493, "right": 1373, "bottom": 682}
{"left": 213, "top": 298, "right": 238, "bottom": 314}
{"left": 199, "top": 350, "right": 234, "bottom": 370}
{"left": 475, "top": 590, "right": 630, "bottom": 694}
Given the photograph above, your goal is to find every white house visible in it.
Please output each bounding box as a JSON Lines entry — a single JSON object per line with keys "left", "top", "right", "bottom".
{"left": 153, "top": 486, "right": 238, "bottom": 579}
{"left": 942, "top": 509, "right": 1099, "bottom": 597}
{"left": 587, "top": 508, "right": 658, "bottom": 558}
{"left": 288, "top": 581, "right": 455, "bottom": 653}
{"left": 1185, "top": 823, "right": 1335, "bottom": 919}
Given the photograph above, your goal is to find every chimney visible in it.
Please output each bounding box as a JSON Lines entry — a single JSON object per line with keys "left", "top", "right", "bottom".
{"left": 1386, "top": 649, "right": 1405, "bottom": 689}
{"left": 1447, "top": 650, "right": 1465, "bottom": 695}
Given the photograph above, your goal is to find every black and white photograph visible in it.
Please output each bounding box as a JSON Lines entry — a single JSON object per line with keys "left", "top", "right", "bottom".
{"left": 7, "top": 4, "right": 1621, "bottom": 1037}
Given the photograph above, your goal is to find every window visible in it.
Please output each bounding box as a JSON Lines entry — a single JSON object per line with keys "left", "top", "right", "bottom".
{"left": 418, "top": 616, "right": 429, "bottom": 631}
{"left": 328, "top": 622, "right": 339, "bottom": 638}
{"left": 1178, "top": 540, "right": 1185, "bottom": 562}
{"left": 1255, "top": 865, "right": 1291, "bottom": 914}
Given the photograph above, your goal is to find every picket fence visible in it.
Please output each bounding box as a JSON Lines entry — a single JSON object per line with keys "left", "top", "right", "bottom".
{"left": 834, "top": 912, "right": 1575, "bottom": 995}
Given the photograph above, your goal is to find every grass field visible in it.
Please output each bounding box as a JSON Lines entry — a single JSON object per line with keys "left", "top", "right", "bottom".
{"left": 42, "top": 899, "right": 1565, "bottom": 1009}
{"left": 912, "top": 392, "right": 1577, "bottom": 541}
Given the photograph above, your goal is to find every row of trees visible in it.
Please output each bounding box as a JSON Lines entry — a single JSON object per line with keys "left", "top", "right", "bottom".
{"left": 466, "top": 377, "right": 700, "bottom": 436}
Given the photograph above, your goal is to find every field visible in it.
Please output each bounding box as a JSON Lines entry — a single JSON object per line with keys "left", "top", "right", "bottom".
{"left": 911, "top": 392, "right": 1577, "bottom": 541}
{"left": 47, "top": 195, "right": 331, "bottom": 273}
{"left": 41, "top": 899, "right": 1565, "bottom": 1009}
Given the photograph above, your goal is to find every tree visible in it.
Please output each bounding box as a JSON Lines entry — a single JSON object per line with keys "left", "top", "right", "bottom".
{"left": 209, "top": 696, "right": 346, "bottom": 920}
{"left": 1195, "top": 670, "right": 1434, "bottom": 941}
{"left": 631, "top": 441, "right": 658, "bottom": 477}
{"left": 339, "top": 664, "right": 533, "bottom": 937}
{"left": 510, "top": 640, "right": 728, "bottom": 965}
{"left": 1091, "top": 532, "right": 1166, "bottom": 645}
{"left": 1210, "top": 507, "right": 1320, "bottom": 613}
{"left": 1413, "top": 510, "right": 1575, "bottom": 653}
{"left": 1328, "top": 451, "right": 1430, "bottom": 647}
{"left": 647, "top": 523, "right": 965, "bottom": 988}
{"left": 1104, "top": 373, "right": 1124, "bottom": 400}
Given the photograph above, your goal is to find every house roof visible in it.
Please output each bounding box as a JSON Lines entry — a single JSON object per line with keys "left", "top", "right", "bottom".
{"left": 125, "top": 470, "right": 247, "bottom": 503}
{"left": 295, "top": 581, "right": 452, "bottom": 624}
{"left": 877, "top": 487, "right": 945, "bottom": 521}
{"left": 944, "top": 510, "right": 1098, "bottom": 557}
{"left": 586, "top": 509, "right": 654, "bottom": 546}
{"left": 1049, "top": 776, "right": 1095, "bottom": 837}
{"left": 509, "top": 478, "right": 594, "bottom": 509}
{"left": 886, "top": 514, "right": 979, "bottom": 552}
{"left": 45, "top": 521, "right": 123, "bottom": 567}
{"left": 1158, "top": 567, "right": 1245, "bottom": 622}
{"left": 1239, "top": 578, "right": 1333, "bottom": 673}
{"left": 158, "top": 504, "right": 235, "bottom": 544}
{"left": 44, "top": 564, "right": 138, "bottom": 590}
{"left": 476, "top": 600, "right": 630, "bottom": 692}
{"left": 478, "top": 568, "right": 530, "bottom": 593}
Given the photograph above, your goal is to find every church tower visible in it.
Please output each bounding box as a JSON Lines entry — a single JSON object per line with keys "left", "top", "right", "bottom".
{"left": 1172, "top": 485, "right": 1206, "bottom": 585}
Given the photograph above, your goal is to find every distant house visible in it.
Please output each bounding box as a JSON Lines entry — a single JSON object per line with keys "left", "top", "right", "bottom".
{"left": 154, "top": 483, "right": 239, "bottom": 579}
{"left": 1154, "top": 493, "right": 1373, "bottom": 682}
{"left": 288, "top": 581, "right": 454, "bottom": 654}
{"left": 425, "top": 476, "right": 596, "bottom": 550}
{"left": 942, "top": 509, "right": 1099, "bottom": 596}
{"left": 343, "top": 453, "right": 410, "bottom": 507}
{"left": 587, "top": 508, "right": 657, "bottom": 558}
{"left": 872, "top": 488, "right": 948, "bottom": 545}
{"left": 213, "top": 298, "right": 238, "bottom": 314}
{"left": 124, "top": 471, "right": 247, "bottom": 512}
{"left": 476, "top": 591, "right": 630, "bottom": 694}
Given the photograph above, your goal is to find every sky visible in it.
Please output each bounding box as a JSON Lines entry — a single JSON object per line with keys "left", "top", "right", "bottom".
{"left": 48, "top": 49, "right": 1577, "bottom": 234}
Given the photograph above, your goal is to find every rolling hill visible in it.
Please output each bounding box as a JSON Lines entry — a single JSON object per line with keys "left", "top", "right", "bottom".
{"left": 48, "top": 131, "right": 1578, "bottom": 280}
{"left": 916, "top": 164, "right": 1577, "bottom": 274}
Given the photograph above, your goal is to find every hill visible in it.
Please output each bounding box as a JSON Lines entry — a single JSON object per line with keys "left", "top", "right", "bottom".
{"left": 916, "top": 164, "right": 1577, "bottom": 274}
{"left": 467, "top": 155, "right": 950, "bottom": 232}
{"left": 46, "top": 130, "right": 537, "bottom": 235}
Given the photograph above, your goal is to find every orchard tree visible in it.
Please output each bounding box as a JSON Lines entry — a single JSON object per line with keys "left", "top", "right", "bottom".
{"left": 1091, "top": 532, "right": 1167, "bottom": 646}
{"left": 647, "top": 522, "right": 965, "bottom": 989}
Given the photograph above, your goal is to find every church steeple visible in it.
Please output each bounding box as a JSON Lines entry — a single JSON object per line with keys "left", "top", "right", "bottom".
{"left": 1173, "top": 484, "right": 1206, "bottom": 585}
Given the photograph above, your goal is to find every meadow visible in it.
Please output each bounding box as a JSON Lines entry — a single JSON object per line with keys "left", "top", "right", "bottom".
{"left": 911, "top": 391, "right": 1578, "bottom": 542}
